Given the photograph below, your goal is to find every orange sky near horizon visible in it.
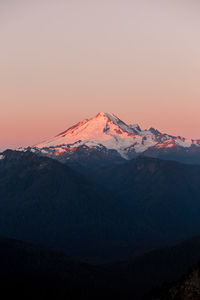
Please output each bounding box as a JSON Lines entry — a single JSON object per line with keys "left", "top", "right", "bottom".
{"left": 1, "top": 0, "right": 200, "bottom": 151}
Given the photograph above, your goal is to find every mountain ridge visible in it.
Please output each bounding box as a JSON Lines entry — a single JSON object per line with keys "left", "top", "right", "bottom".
{"left": 2, "top": 150, "right": 200, "bottom": 261}
{"left": 15, "top": 112, "right": 200, "bottom": 166}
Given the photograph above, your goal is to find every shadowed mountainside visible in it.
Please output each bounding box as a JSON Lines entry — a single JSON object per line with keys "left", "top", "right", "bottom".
{"left": 89, "top": 156, "right": 200, "bottom": 247}
{"left": 1, "top": 236, "right": 200, "bottom": 299}
{"left": 1, "top": 150, "right": 200, "bottom": 262}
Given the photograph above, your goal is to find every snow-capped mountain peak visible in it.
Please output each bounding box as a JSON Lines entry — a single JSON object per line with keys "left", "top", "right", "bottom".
{"left": 35, "top": 112, "right": 138, "bottom": 153}
{"left": 28, "top": 112, "right": 200, "bottom": 161}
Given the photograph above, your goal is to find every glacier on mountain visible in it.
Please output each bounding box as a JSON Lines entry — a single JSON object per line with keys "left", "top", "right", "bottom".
{"left": 18, "top": 112, "right": 200, "bottom": 161}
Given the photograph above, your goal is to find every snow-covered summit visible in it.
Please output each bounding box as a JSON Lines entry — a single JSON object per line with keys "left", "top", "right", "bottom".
{"left": 32, "top": 112, "right": 200, "bottom": 160}
{"left": 35, "top": 112, "right": 150, "bottom": 158}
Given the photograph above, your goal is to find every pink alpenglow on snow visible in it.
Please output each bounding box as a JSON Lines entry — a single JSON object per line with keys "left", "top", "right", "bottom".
{"left": 31, "top": 112, "right": 200, "bottom": 160}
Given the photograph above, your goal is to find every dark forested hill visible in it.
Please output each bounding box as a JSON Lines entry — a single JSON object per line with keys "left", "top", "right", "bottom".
{"left": 89, "top": 156, "right": 200, "bottom": 246}
{"left": 1, "top": 151, "right": 200, "bottom": 262}
{"left": 0, "top": 150, "right": 133, "bottom": 259}
{"left": 1, "top": 236, "right": 200, "bottom": 299}
{"left": 0, "top": 236, "right": 99, "bottom": 298}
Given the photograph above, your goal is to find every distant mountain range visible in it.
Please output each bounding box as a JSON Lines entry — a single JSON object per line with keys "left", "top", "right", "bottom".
{"left": 18, "top": 112, "right": 200, "bottom": 167}
{"left": 1, "top": 150, "right": 200, "bottom": 262}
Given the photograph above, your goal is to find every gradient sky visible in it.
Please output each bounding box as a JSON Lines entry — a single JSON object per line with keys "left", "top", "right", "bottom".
{"left": 1, "top": 0, "right": 200, "bottom": 150}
